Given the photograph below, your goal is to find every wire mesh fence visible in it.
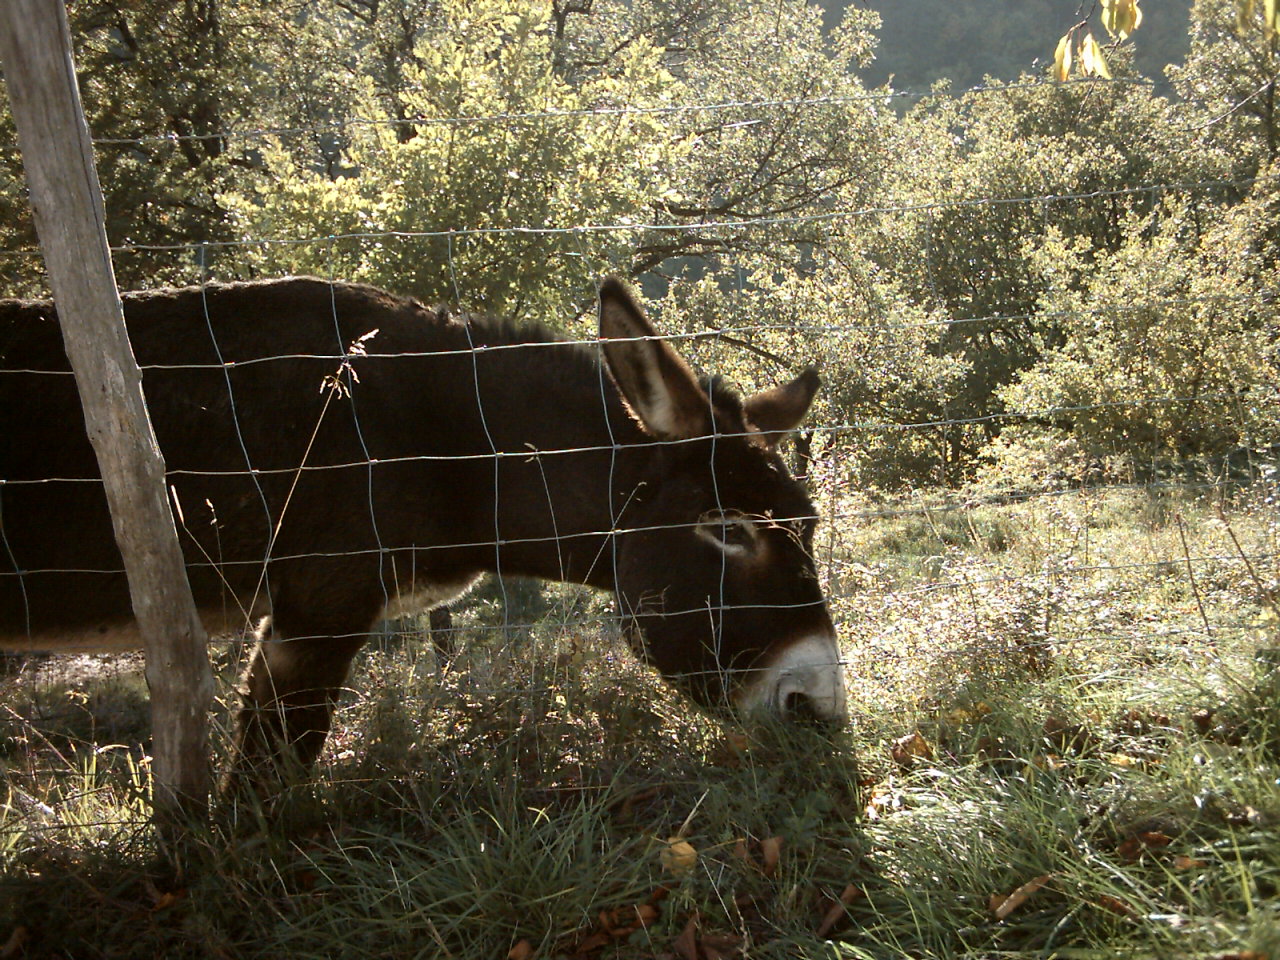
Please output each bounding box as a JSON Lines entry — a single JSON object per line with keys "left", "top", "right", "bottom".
{"left": 1, "top": 68, "right": 1278, "bottom": 844}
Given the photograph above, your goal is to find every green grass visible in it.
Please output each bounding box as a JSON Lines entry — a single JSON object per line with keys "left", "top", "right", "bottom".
{"left": 2, "top": 484, "right": 1278, "bottom": 958}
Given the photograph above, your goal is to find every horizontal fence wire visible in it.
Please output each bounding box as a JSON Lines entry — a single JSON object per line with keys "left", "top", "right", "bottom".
{"left": 0, "top": 173, "right": 1272, "bottom": 264}
{"left": 2, "top": 71, "right": 1278, "bottom": 830}
{"left": 0, "top": 76, "right": 1159, "bottom": 156}
{"left": 0, "top": 468, "right": 1271, "bottom": 577}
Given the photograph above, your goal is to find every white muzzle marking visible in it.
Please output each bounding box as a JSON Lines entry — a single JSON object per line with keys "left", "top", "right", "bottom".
{"left": 735, "top": 633, "right": 848, "bottom": 724}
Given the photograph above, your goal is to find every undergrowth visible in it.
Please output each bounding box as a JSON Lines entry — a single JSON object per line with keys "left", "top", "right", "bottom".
{"left": 1, "top": 485, "right": 1277, "bottom": 959}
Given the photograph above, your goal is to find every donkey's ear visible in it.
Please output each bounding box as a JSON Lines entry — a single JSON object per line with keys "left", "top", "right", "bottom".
{"left": 743, "top": 367, "right": 819, "bottom": 449}
{"left": 598, "top": 277, "right": 711, "bottom": 440}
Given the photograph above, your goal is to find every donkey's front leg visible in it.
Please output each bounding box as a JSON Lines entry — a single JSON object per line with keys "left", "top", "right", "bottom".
{"left": 225, "top": 628, "right": 370, "bottom": 794}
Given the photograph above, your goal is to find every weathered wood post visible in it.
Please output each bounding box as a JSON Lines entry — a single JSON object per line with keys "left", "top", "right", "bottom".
{"left": 0, "top": 0, "right": 213, "bottom": 823}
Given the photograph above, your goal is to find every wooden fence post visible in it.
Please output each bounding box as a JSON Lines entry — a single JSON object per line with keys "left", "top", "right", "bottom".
{"left": 0, "top": 0, "right": 213, "bottom": 822}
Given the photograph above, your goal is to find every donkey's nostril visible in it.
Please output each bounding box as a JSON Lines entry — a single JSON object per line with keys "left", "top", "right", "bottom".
{"left": 783, "top": 690, "right": 820, "bottom": 722}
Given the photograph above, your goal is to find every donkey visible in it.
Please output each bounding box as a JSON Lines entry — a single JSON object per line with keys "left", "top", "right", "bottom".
{"left": 0, "top": 277, "right": 845, "bottom": 777}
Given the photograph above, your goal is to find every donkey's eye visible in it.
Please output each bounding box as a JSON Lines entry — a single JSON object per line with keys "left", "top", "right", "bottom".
{"left": 695, "top": 510, "right": 759, "bottom": 558}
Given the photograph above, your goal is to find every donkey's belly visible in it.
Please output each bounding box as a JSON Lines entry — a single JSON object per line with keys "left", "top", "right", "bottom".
{"left": 0, "top": 606, "right": 267, "bottom": 654}
{"left": 1, "top": 574, "right": 481, "bottom": 654}
{"left": 1, "top": 620, "right": 146, "bottom": 654}
{"left": 377, "top": 573, "right": 483, "bottom": 621}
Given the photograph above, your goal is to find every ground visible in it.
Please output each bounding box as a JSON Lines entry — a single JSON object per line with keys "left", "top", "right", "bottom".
{"left": 1, "top": 484, "right": 1277, "bottom": 959}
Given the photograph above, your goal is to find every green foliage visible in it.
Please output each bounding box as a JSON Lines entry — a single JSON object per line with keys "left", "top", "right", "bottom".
{"left": 1170, "top": 0, "right": 1280, "bottom": 175}
{"left": 853, "top": 75, "right": 1184, "bottom": 482}
{"left": 73, "top": 1, "right": 287, "bottom": 285}
{"left": 221, "top": 0, "right": 683, "bottom": 316}
{"left": 989, "top": 184, "right": 1280, "bottom": 479}
{"left": 657, "top": 253, "right": 967, "bottom": 489}
{"left": 0, "top": 0, "right": 1275, "bottom": 488}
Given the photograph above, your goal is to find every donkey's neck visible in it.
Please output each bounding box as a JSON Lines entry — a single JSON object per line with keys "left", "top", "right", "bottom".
{"left": 463, "top": 327, "right": 654, "bottom": 592}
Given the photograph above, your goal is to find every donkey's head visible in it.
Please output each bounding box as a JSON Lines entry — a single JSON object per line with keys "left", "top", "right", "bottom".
{"left": 598, "top": 279, "right": 847, "bottom": 726}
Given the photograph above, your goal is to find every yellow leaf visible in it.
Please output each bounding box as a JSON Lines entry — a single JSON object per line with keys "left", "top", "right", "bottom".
{"left": 760, "top": 835, "right": 783, "bottom": 877}
{"left": 816, "top": 884, "right": 864, "bottom": 938}
{"left": 1102, "top": 0, "right": 1142, "bottom": 40}
{"left": 1053, "top": 32, "right": 1073, "bottom": 82}
{"left": 946, "top": 701, "right": 992, "bottom": 725}
{"left": 1101, "top": 0, "right": 1119, "bottom": 37}
{"left": 1080, "top": 33, "right": 1112, "bottom": 79}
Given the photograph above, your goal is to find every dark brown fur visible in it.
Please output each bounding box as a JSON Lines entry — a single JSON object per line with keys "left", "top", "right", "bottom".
{"left": 0, "top": 277, "right": 838, "bottom": 780}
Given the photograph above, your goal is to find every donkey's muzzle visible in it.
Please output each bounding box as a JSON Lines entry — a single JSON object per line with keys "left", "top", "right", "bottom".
{"left": 738, "top": 633, "right": 848, "bottom": 725}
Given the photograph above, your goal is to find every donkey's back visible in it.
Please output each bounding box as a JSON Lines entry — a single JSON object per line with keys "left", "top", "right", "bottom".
{"left": 0, "top": 277, "right": 489, "bottom": 650}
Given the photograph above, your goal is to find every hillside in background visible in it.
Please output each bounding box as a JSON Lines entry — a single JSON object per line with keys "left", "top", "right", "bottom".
{"left": 831, "top": 0, "right": 1194, "bottom": 91}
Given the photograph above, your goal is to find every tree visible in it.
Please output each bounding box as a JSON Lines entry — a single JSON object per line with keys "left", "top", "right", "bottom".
{"left": 1169, "top": 0, "right": 1280, "bottom": 178}
{"left": 656, "top": 245, "right": 967, "bottom": 490}
{"left": 71, "top": 1, "right": 290, "bottom": 284}
{"left": 987, "top": 179, "right": 1280, "bottom": 482}
{"left": 218, "top": 0, "right": 891, "bottom": 321}
{"left": 852, "top": 71, "right": 1186, "bottom": 482}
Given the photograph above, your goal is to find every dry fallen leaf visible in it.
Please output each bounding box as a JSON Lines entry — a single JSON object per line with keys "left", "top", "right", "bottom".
{"left": 567, "top": 888, "right": 669, "bottom": 955}
{"left": 671, "top": 913, "right": 741, "bottom": 960}
{"left": 599, "top": 902, "right": 660, "bottom": 935}
{"left": 864, "top": 783, "right": 902, "bottom": 820}
{"left": 673, "top": 914, "right": 700, "bottom": 960}
{"left": 990, "top": 874, "right": 1052, "bottom": 920}
{"left": 1173, "top": 855, "right": 1208, "bottom": 870}
{"left": 508, "top": 939, "right": 534, "bottom": 960}
{"left": 759, "top": 836, "right": 783, "bottom": 877}
{"left": 1043, "top": 716, "right": 1094, "bottom": 751}
{"left": 661, "top": 838, "right": 698, "bottom": 877}
{"left": 143, "top": 878, "right": 187, "bottom": 912}
{"left": 890, "top": 731, "right": 933, "bottom": 768}
{"left": 151, "top": 890, "right": 185, "bottom": 912}
{"left": 1095, "top": 894, "right": 1136, "bottom": 917}
{"left": 816, "top": 884, "right": 864, "bottom": 937}
{"left": 945, "top": 701, "right": 992, "bottom": 725}
{"left": 1191, "top": 707, "right": 1215, "bottom": 734}
{"left": 1117, "top": 831, "right": 1172, "bottom": 862}
{"left": 1028, "top": 753, "right": 1067, "bottom": 772}
{"left": 572, "top": 931, "right": 612, "bottom": 956}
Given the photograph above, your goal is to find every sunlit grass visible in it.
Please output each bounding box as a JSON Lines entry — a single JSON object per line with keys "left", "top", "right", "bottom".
{"left": 1, "top": 485, "right": 1277, "bottom": 958}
